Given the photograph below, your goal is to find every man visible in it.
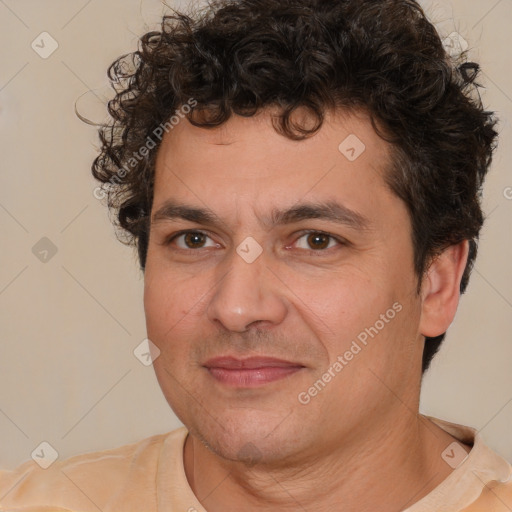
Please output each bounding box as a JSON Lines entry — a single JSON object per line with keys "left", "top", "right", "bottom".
{"left": 1, "top": 0, "right": 511, "bottom": 510}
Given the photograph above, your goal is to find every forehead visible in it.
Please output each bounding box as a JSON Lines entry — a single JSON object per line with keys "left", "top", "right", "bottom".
{"left": 152, "top": 107, "right": 399, "bottom": 226}
{"left": 156, "top": 106, "right": 391, "bottom": 159}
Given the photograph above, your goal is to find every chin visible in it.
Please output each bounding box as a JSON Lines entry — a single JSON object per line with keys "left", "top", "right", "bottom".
{"left": 186, "top": 410, "right": 309, "bottom": 467}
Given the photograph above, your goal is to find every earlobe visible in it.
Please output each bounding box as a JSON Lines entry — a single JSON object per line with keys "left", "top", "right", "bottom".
{"left": 419, "top": 240, "right": 470, "bottom": 338}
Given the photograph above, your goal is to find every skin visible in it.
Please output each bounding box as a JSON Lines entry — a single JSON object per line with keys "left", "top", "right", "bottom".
{"left": 144, "top": 106, "right": 470, "bottom": 512}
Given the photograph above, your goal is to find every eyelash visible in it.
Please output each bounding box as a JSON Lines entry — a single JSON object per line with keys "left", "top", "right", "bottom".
{"left": 163, "top": 229, "right": 345, "bottom": 253}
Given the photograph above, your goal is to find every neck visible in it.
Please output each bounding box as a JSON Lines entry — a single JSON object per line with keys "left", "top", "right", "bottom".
{"left": 183, "top": 411, "right": 461, "bottom": 512}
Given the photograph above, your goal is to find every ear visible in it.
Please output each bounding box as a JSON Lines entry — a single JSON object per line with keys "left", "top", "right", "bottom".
{"left": 419, "top": 240, "right": 469, "bottom": 338}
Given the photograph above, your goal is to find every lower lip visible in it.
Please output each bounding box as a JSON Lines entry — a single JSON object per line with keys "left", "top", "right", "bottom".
{"left": 207, "top": 367, "right": 303, "bottom": 387}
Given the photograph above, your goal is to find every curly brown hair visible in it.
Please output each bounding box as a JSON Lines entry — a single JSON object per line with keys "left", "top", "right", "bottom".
{"left": 91, "top": 0, "right": 497, "bottom": 373}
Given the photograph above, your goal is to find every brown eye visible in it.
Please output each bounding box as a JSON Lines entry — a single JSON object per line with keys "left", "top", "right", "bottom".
{"left": 306, "top": 233, "right": 330, "bottom": 249}
{"left": 183, "top": 232, "right": 207, "bottom": 248}
{"left": 294, "top": 231, "right": 340, "bottom": 251}
{"left": 169, "top": 231, "right": 218, "bottom": 250}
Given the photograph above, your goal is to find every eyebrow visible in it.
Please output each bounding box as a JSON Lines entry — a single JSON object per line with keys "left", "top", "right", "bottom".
{"left": 151, "top": 199, "right": 370, "bottom": 231}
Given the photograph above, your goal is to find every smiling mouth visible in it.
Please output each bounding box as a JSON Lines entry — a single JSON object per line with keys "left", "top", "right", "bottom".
{"left": 203, "top": 356, "right": 305, "bottom": 387}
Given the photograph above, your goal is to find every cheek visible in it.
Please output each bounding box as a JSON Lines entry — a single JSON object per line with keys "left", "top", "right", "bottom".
{"left": 297, "top": 275, "right": 413, "bottom": 390}
{"left": 143, "top": 265, "right": 205, "bottom": 348}
{"left": 144, "top": 271, "right": 204, "bottom": 398}
{"left": 289, "top": 268, "right": 391, "bottom": 340}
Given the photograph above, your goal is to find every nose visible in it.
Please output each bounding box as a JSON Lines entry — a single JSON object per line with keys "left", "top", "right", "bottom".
{"left": 206, "top": 247, "right": 288, "bottom": 333}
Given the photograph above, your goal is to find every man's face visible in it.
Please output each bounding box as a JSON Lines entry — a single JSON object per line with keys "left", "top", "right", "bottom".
{"left": 144, "top": 108, "right": 424, "bottom": 465}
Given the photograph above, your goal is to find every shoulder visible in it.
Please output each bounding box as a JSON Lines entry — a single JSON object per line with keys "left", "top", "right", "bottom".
{"left": 461, "top": 478, "right": 512, "bottom": 511}
{"left": 0, "top": 428, "right": 187, "bottom": 511}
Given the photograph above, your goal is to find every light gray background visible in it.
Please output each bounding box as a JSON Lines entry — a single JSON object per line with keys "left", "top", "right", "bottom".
{"left": 0, "top": 0, "right": 511, "bottom": 470}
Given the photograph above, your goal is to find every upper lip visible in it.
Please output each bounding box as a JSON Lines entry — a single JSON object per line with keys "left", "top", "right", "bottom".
{"left": 203, "top": 356, "right": 304, "bottom": 369}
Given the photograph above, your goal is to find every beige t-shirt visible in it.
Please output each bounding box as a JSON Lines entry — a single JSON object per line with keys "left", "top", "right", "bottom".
{"left": 0, "top": 417, "right": 511, "bottom": 512}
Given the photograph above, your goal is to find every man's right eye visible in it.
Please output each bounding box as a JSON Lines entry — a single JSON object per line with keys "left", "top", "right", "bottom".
{"left": 165, "top": 230, "right": 220, "bottom": 250}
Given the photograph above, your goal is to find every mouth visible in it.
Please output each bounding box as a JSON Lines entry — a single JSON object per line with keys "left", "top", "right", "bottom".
{"left": 203, "top": 356, "right": 305, "bottom": 388}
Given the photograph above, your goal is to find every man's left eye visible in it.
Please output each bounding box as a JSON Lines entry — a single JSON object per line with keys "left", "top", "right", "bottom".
{"left": 293, "top": 232, "right": 341, "bottom": 251}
